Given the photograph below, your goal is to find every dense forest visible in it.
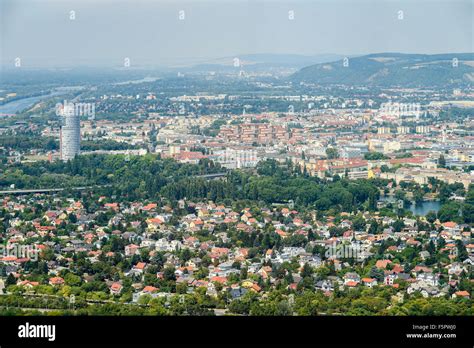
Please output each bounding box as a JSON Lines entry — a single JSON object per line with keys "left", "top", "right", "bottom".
{"left": 0, "top": 154, "right": 382, "bottom": 211}
{"left": 1, "top": 154, "right": 473, "bottom": 224}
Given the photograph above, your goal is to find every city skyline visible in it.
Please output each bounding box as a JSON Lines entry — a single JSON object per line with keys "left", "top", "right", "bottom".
{"left": 0, "top": 0, "right": 472, "bottom": 344}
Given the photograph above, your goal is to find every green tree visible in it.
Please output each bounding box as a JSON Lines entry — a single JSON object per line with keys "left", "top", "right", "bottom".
{"left": 6, "top": 273, "right": 16, "bottom": 287}
{"left": 438, "top": 155, "right": 446, "bottom": 168}
{"left": 163, "top": 267, "right": 176, "bottom": 281}
{"left": 326, "top": 148, "right": 339, "bottom": 159}
{"left": 426, "top": 211, "right": 437, "bottom": 224}
{"left": 301, "top": 263, "right": 313, "bottom": 278}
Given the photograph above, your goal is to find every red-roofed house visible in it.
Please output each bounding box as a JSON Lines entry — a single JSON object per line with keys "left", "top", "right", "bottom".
{"left": 49, "top": 277, "right": 65, "bottom": 286}
{"left": 110, "top": 282, "right": 123, "bottom": 295}
{"left": 452, "top": 291, "right": 470, "bottom": 299}
{"left": 361, "top": 278, "right": 377, "bottom": 288}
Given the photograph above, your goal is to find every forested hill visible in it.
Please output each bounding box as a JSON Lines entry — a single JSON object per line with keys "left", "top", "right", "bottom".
{"left": 291, "top": 53, "right": 474, "bottom": 87}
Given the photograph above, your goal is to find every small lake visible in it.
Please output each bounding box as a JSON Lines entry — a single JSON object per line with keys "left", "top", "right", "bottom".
{"left": 409, "top": 201, "right": 441, "bottom": 216}
{"left": 379, "top": 196, "right": 441, "bottom": 216}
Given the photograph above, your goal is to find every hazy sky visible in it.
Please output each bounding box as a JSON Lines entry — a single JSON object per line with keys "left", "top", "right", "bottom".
{"left": 1, "top": 0, "right": 472, "bottom": 67}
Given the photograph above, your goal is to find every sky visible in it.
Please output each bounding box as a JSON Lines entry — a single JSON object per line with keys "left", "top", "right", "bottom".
{"left": 0, "top": 0, "right": 473, "bottom": 68}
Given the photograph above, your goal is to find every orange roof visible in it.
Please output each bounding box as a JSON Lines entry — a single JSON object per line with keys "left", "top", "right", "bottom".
{"left": 18, "top": 280, "right": 39, "bottom": 287}
{"left": 407, "top": 239, "right": 420, "bottom": 245}
{"left": 414, "top": 265, "right": 433, "bottom": 273}
{"left": 135, "top": 262, "right": 146, "bottom": 270}
{"left": 210, "top": 276, "right": 227, "bottom": 284}
{"left": 49, "top": 277, "right": 65, "bottom": 285}
{"left": 111, "top": 282, "right": 122, "bottom": 291}
{"left": 147, "top": 217, "right": 163, "bottom": 224}
{"left": 211, "top": 247, "right": 229, "bottom": 255}
{"left": 143, "top": 286, "right": 158, "bottom": 293}
{"left": 175, "top": 151, "right": 207, "bottom": 160}
{"left": 376, "top": 260, "right": 392, "bottom": 269}
{"left": 455, "top": 291, "right": 469, "bottom": 297}
{"left": 392, "top": 265, "right": 404, "bottom": 274}
{"left": 389, "top": 157, "right": 425, "bottom": 165}
{"left": 143, "top": 203, "right": 158, "bottom": 210}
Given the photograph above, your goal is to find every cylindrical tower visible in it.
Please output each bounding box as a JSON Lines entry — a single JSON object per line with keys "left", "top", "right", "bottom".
{"left": 60, "top": 107, "right": 81, "bottom": 161}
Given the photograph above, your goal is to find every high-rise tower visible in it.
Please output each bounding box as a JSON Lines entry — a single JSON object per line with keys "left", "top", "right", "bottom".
{"left": 60, "top": 104, "right": 80, "bottom": 161}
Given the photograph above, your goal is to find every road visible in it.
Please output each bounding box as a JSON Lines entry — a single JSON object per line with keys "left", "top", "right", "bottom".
{"left": 0, "top": 173, "right": 227, "bottom": 195}
{"left": 0, "top": 185, "right": 110, "bottom": 195}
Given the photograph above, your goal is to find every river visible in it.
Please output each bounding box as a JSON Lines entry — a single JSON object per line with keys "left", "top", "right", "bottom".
{"left": 112, "top": 76, "right": 159, "bottom": 85}
{"left": 0, "top": 88, "right": 77, "bottom": 115}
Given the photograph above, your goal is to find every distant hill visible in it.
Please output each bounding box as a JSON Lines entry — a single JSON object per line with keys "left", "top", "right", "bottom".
{"left": 172, "top": 53, "right": 344, "bottom": 73}
{"left": 291, "top": 53, "right": 474, "bottom": 87}
{"left": 224, "top": 53, "right": 344, "bottom": 68}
